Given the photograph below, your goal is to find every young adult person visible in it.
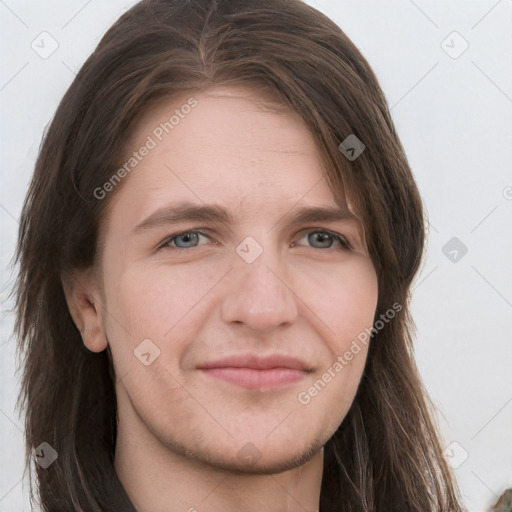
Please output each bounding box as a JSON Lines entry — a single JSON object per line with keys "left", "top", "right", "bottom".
{"left": 13, "top": 1, "right": 466, "bottom": 511}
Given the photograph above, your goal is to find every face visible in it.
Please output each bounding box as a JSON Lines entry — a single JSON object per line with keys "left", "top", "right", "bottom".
{"left": 85, "top": 85, "right": 378, "bottom": 473}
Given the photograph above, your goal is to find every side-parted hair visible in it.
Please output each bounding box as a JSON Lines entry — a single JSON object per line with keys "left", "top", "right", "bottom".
{"left": 12, "top": 0, "right": 467, "bottom": 510}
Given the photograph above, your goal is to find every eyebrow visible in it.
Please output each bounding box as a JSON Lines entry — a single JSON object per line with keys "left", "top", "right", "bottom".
{"left": 133, "top": 201, "right": 359, "bottom": 234}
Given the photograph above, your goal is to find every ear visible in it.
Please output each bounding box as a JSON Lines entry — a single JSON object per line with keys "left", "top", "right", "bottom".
{"left": 61, "top": 268, "right": 108, "bottom": 353}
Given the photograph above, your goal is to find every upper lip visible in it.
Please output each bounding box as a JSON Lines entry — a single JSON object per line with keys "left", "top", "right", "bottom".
{"left": 197, "top": 353, "right": 312, "bottom": 371}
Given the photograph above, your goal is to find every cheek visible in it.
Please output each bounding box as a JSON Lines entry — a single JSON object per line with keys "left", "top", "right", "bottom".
{"left": 293, "top": 254, "right": 379, "bottom": 353}
{"left": 99, "top": 265, "right": 209, "bottom": 409}
{"left": 102, "top": 251, "right": 377, "bottom": 378}
{"left": 105, "top": 260, "right": 216, "bottom": 339}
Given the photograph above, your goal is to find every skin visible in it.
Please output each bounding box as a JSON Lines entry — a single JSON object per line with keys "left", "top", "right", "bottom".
{"left": 63, "top": 85, "right": 379, "bottom": 512}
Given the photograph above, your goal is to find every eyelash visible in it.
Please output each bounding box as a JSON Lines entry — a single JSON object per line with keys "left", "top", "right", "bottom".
{"left": 158, "top": 228, "right": 352, "bottom": 253}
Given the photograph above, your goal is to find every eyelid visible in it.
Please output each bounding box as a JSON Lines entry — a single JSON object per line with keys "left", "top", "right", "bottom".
{"left": 158, "top": 227, "right": 352, "bottom": 252}
{"left": 296, "top": 227, "right": 352, "bottom": 251}
{"left": 158, "top": 229, "right": 211, "bottom": 250}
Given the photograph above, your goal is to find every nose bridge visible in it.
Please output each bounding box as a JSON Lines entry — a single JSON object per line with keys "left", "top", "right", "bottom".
{"left": 220, "top": 234, "right": 298, "bottom": 331}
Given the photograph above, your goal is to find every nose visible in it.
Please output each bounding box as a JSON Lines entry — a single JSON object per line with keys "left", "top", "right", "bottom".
{"left": 220, "top": 243, "right": 298, "bottom": 333}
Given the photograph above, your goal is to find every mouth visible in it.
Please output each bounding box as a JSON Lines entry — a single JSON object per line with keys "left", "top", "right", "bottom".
{"left": 196, "top": 353, "right": 313, "bottom": 390}
{"left": 199, "top": 367, "right": 308, "bottom": 390}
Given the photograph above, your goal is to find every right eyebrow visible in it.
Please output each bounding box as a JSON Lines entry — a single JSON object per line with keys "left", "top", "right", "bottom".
{"left": 133, "top": 203, "right": 235, "bottom": 234}
{"left": 133, "top": 201, "right": 359, "bottom": 235}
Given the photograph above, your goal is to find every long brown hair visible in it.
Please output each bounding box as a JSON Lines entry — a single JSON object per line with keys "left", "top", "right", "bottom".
{"left": 12, "top": 0, "right": 467, "bottom": 510}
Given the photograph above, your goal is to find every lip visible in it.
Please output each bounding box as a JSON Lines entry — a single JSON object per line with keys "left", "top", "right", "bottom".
{"left": 197, "top": 353, "right": 311, "bottom": 371}
{"left": 197, "top": 353, "right": 312, "bottom": 390}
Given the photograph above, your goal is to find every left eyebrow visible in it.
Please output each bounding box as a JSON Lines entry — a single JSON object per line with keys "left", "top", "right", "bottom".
{"left": 132, "top": 201, "right": 359, "bottom": 235}
{"left": 282, "top": 204, "right": 359, "bottom": 227}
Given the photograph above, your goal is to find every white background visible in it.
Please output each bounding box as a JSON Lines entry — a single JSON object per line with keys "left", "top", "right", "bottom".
{"left": 1, "top": 1, "right": 511, "bottom": 511}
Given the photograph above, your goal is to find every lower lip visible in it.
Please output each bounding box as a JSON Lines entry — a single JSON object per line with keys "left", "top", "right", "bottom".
{"left": 199, "top": 367, "right": 307, "bottom": 390}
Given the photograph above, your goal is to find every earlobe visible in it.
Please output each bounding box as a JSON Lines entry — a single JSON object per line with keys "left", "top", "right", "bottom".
{"left": 61, "top": 270, "right": 108, "bottom": 353}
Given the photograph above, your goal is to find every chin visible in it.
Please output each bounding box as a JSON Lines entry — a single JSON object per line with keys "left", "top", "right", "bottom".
{"left": 194, "top": 437, "right": 324, "bottom": 475}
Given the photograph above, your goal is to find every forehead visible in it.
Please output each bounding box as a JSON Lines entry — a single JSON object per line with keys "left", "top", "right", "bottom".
{"left": 97, "top": 85, "right": 359, "bottom": 251}
{"left": 129, "top": 86, "right": 318, "bottom": 164}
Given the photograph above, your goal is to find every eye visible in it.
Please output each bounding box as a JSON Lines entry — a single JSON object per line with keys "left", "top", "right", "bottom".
{"left": 158, "top": 228, "right": 352, "bottom": 253}
{"left": 294, "top": 229, "right": 351, "bottom": 251}
{"left": 159, "top": 229, "right": 211, "bottom": 251}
